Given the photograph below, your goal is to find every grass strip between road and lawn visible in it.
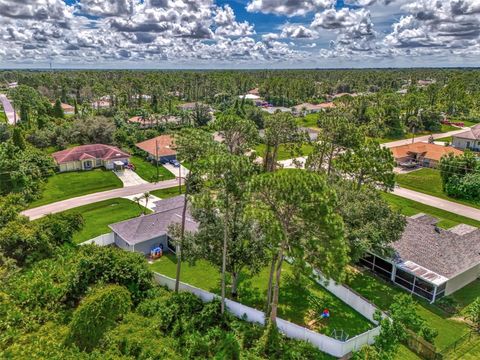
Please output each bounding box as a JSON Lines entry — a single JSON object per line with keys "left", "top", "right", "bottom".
{"left": 60, "top": 198, "right": 150, "bottom": 244}
{"left": 151, "top": 185, "right": 185, "bottom": 199}
{"left": 396, "top": 168, "right": 480, "bottom": 210}
{"left": 150, "top": 253, "right": 374, "bottom": 338}
{"left": 382, "top": 192, "right": 480, "bottom": 229}
{"left": 29, "top": 169, "right": 123, "bottom": 208}
{"left": 130, "top": 155, "right": 176, "bottom": 182}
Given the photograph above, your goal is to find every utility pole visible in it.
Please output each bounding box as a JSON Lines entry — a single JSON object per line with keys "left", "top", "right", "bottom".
{"left": 178, "top": 154, "right": 182, "bottom": 195}
{"left": 155, "top": 139, "right": 159, "bottom": 182}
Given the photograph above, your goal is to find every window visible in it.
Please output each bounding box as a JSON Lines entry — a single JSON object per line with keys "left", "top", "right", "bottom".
{"left": 96, "top": 159, "right": 102, "bottom": 166}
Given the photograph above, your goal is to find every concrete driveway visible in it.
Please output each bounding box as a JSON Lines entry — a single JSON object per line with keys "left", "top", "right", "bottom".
{"left": 122, "top": 193, "right": 162, "bottom": 211}
{"left": 114, "top": 169, "right": 148, "bottom": 186}
{"left": 163, "top": 163, "right": 189, "bottom": 178}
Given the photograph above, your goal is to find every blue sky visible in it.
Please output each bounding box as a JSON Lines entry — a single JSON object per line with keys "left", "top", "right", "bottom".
{"left": 0, "top": 0, "right": 479, "bottom": 69}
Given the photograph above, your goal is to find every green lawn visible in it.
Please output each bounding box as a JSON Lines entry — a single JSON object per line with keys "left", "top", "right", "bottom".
{"left": 396, "top": 168, "right": 480, "bottom": 210}
{"left": 436, "top": 136, "right": 453, "bottom": 143}
{"left": 444, "top": 333, "right": 480, "bottom": 360}
{"left": 296, "top": 113, "right": 320, "bottom": 129}
{"left": 151, "top": 185, "right": 185, "bottom": 199}
{"left": 441, "top": 124, "right": 460, "bottom": 132}
{"left": 150, "top": 254, "right": 374, "bottom": 337}
{"left": 29, "top": 169, "right": 123, "bottom": 208}
{"left": 254, "top": 143, "right": 314, "bottom": 161}
{"left": 61, "top": 198, "right": 148, "bottom": 244}
{"left": 0, "top": 106, "right": 6, "bottom": 123}
{"left": 346, "top": 268, "right": 472, "bottom": 351}
{"left": 130, "top": 155, "right": 175, "bottom": 182}
{"left": 382, "top": 192, "right": 480, "bottom": 229}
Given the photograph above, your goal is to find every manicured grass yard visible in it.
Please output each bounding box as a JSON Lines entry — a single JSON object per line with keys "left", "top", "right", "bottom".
{"left": 345, "top": 267, "right": 472, "bottom": 352}
{"left": 150, "top": 253, "right": 374, "bottom": 338}
{"left": 61, "top": 198, "right": 148, "bottom": 244}
{"left": 382, "top": 192, "right": 480, "bottom": 229}
{"left": 151, "top": 185, "right": 185, "bottom": 199}
{"left": 254, "top": 143, "right": 314, "bottom": 161}
{"left": 29, "top": 169, "right": 123, "bottom": 208}
{"left": 130, "top": 155, "right": 175, "bottom": 182}
{"left": 296, "top": 113, "right": 320, "bottom": 129}
{"left": 396, "top": 168, "right": 480, "bottom": 209}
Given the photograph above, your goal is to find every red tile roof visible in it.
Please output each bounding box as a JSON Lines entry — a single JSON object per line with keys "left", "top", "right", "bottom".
{"left": 390, "top": 142, "right": 463, "bottom": 162}
{"left": 52, "top": 144, "right": 130, "bottom": 164}
{"left": 135, "top": 135, "right": 176, "bottom": 157}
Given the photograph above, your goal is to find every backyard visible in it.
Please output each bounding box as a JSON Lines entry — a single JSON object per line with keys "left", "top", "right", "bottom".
{"left": 150, "top": 253, "right": 374, "bottom": 338}
{"left": 382, "top": 192, "right": 480, "bottom": 229}
{"left": 396, "top": 168, "right": 480, "bottom": 209}
{"left": 29, "top": 169, "right": 123, "bottom": 208}
{"left": 345, "top": 267, "right": 479, "bottom": 353}
{"left": 296, "top": 113, "right": 320, "bottom": 129}
{"left": 61, "top": 198, "right": 148, "bottom": 243}
{"left": 130, "top": 155, "right": 176, "bottom": 182}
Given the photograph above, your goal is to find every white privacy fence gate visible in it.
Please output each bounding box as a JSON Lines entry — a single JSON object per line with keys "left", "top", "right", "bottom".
{"left": 153, "top": 272, "right": 381, "bottom": 358}
{"left": 79, "top": 232, "right": 114, "bottom": 246}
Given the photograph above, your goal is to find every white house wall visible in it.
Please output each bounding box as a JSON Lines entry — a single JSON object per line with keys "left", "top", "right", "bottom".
{"left": 445, "top": 264, "right": 480, "bottom": 296}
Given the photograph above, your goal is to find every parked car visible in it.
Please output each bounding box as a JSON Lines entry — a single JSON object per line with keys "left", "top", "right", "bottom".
{"left": 169, "top": 159, "right": 180, "bottom": 168}
{"left": 160, "top": 158, "right": 169, "bottom": 165}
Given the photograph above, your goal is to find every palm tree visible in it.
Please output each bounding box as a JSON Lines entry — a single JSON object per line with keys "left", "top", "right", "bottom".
{"left": 143, "top": 192, "right": 151, "bottom": 214}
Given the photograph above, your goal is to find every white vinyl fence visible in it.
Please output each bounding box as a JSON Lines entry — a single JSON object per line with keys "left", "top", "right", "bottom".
{"left": 312, "top": 269, "right": 387, "bottom": 324}
{"left": 79, "top": 232, "right": 114, "bottom": 246}
{"left": 153, "top": 272, "right": 381, "bottom": 358}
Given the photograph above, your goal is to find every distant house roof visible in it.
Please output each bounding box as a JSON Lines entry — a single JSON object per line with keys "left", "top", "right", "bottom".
{"left": 391, "top": 216, "right": 480, "bottom": 282}
{"left": 51, "top": 102, "right": 74, "bottom": 112}
{"left": 109, "top": 195, "right": 198, "bottom": 245}
{"left": 135, "top": 135, "right": 176, "bottom": 158}
{"left": 240, "top": 94, "right": 261, "bottom": 100}
{"left": 262, "top": 106, "right": 292, "bottom": 114}
{"left": 52, "top": 144, "right": 130, "bottom": 164}
{"left": 178, "top": 102, "right": 209, "bottom": 111}
{"left": 390, "top": 142, "right": 463, "bottom": 162}
{"left": 293, "top": 102, "right": 335, "bottom": 112}
{"left": 248, "top": 88, "right": 260, "bottom": 96}
{"left": 453, "top": 124, "right": 480, "bottom": 140}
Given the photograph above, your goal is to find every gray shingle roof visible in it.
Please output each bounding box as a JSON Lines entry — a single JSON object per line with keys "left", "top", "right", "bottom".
{"left": 453, "top": 124, "right": 480, "bottom": 140}
{"left": 108, "top": 195, "right": 198, "bottom": 245}
{"left": 392, "top": 217, "right": 480, "bottom": 279}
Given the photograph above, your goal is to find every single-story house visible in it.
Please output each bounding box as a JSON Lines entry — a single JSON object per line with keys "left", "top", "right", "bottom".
{"left": 52, "top": 144, "right": 130, "bottom": 172}
{"left": 452, "top": 124, "right": 480, "bottom": 151}
{"left": 390, "top": 142, "right": 463, "bottom": 168}
{"left": 262, "top": 106, "right": 292, "bottom": 114}
{"left": 128, "top": 115, "right": 182, "bottom": 128}
{"left": 51, "top": 102, "right": 75, "bottom": 115}
{"left": 178, "top": 102, "right": 212, "bottom": 112}
{"left": 248, "top": 88, "right": 260, "bottom": 96}
{"left": 292, "top": 102, "right": 335, "bottom": 116}
{"left": 109, "top": 195, "right": 198, "bottom": 255}
{"left": 135, "top": 135, "right": 176, "bottom": 162}
{"left": 360, "top": 214, "right": 480, "bottom": 303}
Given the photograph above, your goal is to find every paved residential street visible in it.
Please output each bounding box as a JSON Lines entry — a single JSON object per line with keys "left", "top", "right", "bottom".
{"left": 0, "top": 93, "right": 16, "bottom": 125}
{"left": 22, "top": 178, "right": 181, "bottom": 220}
{"left": 382, "top": 127, "right": 469, "bottom": 148}
{"left": 393, "top": 186, "right": 480, "bottom": 221}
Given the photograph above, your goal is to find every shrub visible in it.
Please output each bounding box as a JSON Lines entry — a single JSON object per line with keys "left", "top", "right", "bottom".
{"left": 67, "top": 285, "right": 132, "bottom": 352}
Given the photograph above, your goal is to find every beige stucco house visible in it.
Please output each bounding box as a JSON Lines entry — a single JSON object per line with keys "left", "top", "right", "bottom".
{"left": 52, "top": 144, "right": 130, "bottom": 172}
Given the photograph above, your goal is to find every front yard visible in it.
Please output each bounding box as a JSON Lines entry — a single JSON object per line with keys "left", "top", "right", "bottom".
{"left": 151, "top": 185, "right": 185, "bottom": 199}
{"left": 29, "top": 169, "right": 123, "bottom": 208}
{"left": 254, "top": 143, "right": 314, "bottom": 161}
{"left": 150, "top": 253, "right": 374, "bottom": 338}
{"left": 382, "top": 192, "right": 480, "bottom": 229}
{"left": 130, "top": 155, "right": 176, "bottom": 182}
{"left": 396, "top": 168, "right": 480, "bottom": 209}
{"left": 61, "top": 198, "right": 149, "bottom": 244}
